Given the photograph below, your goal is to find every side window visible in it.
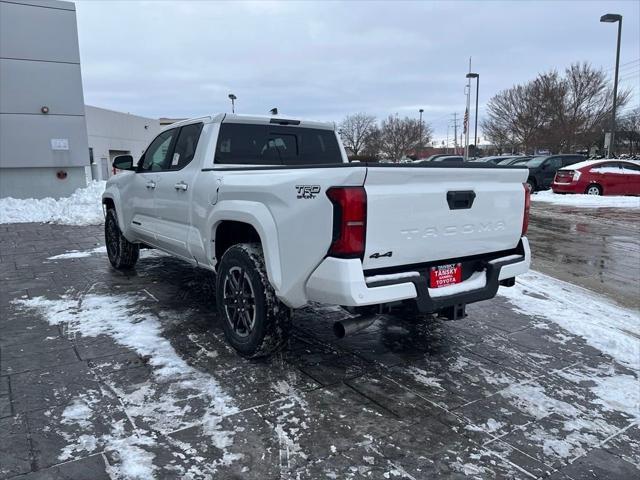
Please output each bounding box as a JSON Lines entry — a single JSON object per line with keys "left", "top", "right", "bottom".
{"left": 140, "top": 129, "right": 176, "bottom": 172}
{"left": 547, "top": 157, "right": 562, "bottom": 169}
{"left": 169, "top": 123, "right": 204, "bottom": 170}
{"left": 562, "top": 156, "right": 579, "bottom": 167}
{"left": 300, "top": 130, "right": 342, "bottom": 164}
{"left": 622, "top": 162, "right": 640, "bottom": 172}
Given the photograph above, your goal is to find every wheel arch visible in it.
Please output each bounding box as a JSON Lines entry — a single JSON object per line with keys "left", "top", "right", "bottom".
{"left": 209, "top": 201, "right": 283, "bottom": 292}
{"left": 101, "top": 191, "right": 126, "bottom": 232}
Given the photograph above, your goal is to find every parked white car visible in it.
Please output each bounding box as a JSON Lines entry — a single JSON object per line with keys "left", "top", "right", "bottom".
{"left": 103, "top": 114, "right": 531, "bottom": 357}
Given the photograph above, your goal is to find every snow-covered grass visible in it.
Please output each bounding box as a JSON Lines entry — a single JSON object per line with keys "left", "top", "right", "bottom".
{"left": 13, "top": 293, "right": 240, "bottom": 478}
{"left": 532, "top": 190, "right": 640, "bottom": 208}
{"left": 0, "top": 181, "right": 106, "bottom": 225}
{"left": 499, "top": 270, "right": 640, "bottom": 372}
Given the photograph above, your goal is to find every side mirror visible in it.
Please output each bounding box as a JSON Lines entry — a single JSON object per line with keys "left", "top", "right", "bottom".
{"left": 112, "top": 154, "right": 134, "bottom": 171}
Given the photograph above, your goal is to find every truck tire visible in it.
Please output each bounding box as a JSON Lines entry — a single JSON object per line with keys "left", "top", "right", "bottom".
{"left": 216, "top": 243, "right": 291, "bottom": 358}
{"left": 525, "top": 178, "right": 536, "bottom": 193}
{"left": 105, "top": 208, "right": 139, "bottom": 270}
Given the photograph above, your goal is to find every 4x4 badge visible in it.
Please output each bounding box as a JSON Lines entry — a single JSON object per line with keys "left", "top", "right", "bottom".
{"left": 370, "top": 251, "right": 393, "bottom": 259}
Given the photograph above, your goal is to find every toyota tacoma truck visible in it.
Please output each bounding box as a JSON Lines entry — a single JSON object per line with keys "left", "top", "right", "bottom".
{"left": 103, "top": 114, "right": 531, "bottom": 357}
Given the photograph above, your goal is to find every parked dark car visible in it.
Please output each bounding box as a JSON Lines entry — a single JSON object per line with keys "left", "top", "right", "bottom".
{"left": 472, "top": 155, "right": 519, "bottom": 165}
{"left": 432, "top": 155, "right": 464, "bottom": 163}
{"left": 524, "top": 154, "right": 585, "bottom": 192}
{"left": 498, "top": 156, "right": 533, "bottom": 166}
{"left": 421, "top": 154, "right": 451, "bottom": 162}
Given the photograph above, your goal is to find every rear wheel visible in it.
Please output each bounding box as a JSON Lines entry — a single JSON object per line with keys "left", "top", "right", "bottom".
{"left": 105, "top": 209, "right": 139, "bottom": 270}
{"left": 216, "top": 243, "right": 291, "bottom": 358}
{"left": 525, "top": 178, "right": 536, "bottom": 193}
{"left": 585, "top": 184, "right": 602, "bottom": 196}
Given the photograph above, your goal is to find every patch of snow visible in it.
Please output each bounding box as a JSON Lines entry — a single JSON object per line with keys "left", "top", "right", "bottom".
{"left": 13, "top": 294, "right": 239, "bottom": 476}
{"left": 428, "top": 270, "right": 486, "bottom": 298}
{"left": 60, "top": 393, "right": 98, "bottom": 430}
{"left": 489, "top": 254, "right": 524, "bottom": 264}
{"left": 499, "top": 271, "right": 640, "bottom": 371}
{"left": 532, "top": 189, "right": 640, "bottom": 208}
{"left": 591, "top": 166, "right": 640, "bottom": 175}
{"left": 500, "top": 382, "right": 582, "bottom": 420}
{"left": 406, "top": 366, "right": 444, "bottom": 389}
{"left": 557, "top": 365, "right": 639, "bottom": 421}
{"left": 365, "top": 271, "right": 420, "bottom": 284}
{"left": 0, "top": 181, "right": 107, "bottom": 225}
{"left": 47, "top": 246, "right": 107, "bottom": 260}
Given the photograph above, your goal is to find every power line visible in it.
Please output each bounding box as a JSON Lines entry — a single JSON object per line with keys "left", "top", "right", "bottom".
{"left": 604, "top": 58, "right": 639, "bottom": 72}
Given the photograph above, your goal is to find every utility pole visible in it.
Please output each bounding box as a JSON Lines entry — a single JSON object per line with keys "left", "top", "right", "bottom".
{"left": 452, "top": 113, "right": 458, "bottom": 155}
{"left": 446, "top": 125, "right": 450, "bottom": 154}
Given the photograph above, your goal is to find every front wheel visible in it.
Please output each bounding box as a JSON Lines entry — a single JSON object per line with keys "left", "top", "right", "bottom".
{"left": 585, "top": 184, "right": 602, "bottom": 196}
{"left": 216, "top": 243, "right": 291, "bottom": 358}
{"left": 105, "top": 209, "right": 139, "bottom": 270}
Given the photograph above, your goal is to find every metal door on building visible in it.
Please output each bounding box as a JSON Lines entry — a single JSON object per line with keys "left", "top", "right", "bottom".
{"left": 108, "top": 150, "right": 131, "bottom": 178}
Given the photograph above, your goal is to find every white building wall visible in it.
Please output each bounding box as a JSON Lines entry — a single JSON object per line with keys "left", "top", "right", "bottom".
{"left": 85, "top": 105, "right": 161, "bottom": 180}
{"left": 0, "top": 0, "right": 89, "bottom": 199}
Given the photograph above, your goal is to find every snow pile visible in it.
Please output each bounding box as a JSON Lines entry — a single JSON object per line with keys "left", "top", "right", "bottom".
{"left": 499, "top": 270, "right": 640, "bottom": 371}
{"left": 47, "top": 246, "right": 107, "bottom": 260}
{"left": 13, "top": 293, "right": 240, "bottom": 477}
{"left": 0, "top": 181, "right": 106, "bottom": 225}
{"left": 532, "top": 190, "right": 640, "bottom": 208}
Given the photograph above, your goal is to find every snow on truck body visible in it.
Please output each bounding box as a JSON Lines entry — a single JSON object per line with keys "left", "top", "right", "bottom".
{"left": 102, "top": 113, "right": 531, "bottom": 357}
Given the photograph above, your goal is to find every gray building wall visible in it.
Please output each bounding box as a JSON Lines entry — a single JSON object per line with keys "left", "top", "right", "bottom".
{"left": 0, "top": 0, "right": 89, "bottom": 199}
{"left": 86, "top": 106, "right": 161, "bottom": 181}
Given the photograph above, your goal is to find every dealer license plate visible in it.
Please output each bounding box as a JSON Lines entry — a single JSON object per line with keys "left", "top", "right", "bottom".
{"left": 429, "top": 263, "right": 462, "bottom": 288}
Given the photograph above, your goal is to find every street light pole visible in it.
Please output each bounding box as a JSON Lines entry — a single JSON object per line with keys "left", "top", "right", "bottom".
{"left": 600, "top": 13, "right": 622, "bottom": 158}
{"left": 466, "top": 73, "right": 479, "bottom": 157}
{"left": 228, "top": 93, "right": 237, "bottom": 114}
{"left": 419, "top": 108, "right": 424, "bottom": 153}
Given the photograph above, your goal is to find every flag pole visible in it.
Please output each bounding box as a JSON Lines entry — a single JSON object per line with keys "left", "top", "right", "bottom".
{"left": 464, "top": 57, "right": 471, "bottom": 160}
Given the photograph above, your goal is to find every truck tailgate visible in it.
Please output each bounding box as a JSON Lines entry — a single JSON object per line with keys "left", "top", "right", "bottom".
{"left": 362, "top": 166, "right": 528, "bottom": 270}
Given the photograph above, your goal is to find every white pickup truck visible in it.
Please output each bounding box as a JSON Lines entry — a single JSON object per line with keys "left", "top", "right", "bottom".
{"left": 103, "top": 114, "right": 531, "bottom": 357}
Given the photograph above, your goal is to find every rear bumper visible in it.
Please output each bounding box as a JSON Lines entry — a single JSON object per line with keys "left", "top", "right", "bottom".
{"left": 305, "top": 237, "right": 531, "bottom": 312}
{"left": 551, "top": 182, "right": 582, "bottom": 193}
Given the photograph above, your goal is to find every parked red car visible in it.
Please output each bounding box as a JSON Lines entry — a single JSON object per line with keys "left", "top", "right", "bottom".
{"left": 552, "top": 160, "right": 640, "bottom": 196}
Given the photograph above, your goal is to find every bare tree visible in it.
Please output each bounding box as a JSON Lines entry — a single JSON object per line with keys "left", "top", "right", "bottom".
{"left": 379, "top": 115, "right": 432, "bottom": 161}
{"left": 361, "top": 125, "right": 383, "bottom": 159}
{"left": 482, "top": 80, "right": 548, "bottom": 154}
{"left": 338, "top": 113, "right": 377, "bottom": 157}
{"left": 618, "top": 107, "right": 640, "bottom": 155}
{"left": 481, "top": 62, "right": 630, "bottom": 154}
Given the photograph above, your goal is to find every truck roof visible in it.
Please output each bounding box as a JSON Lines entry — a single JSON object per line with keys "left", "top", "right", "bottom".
{"left": 161, "top": 113, "right": 335, "bottom": 131}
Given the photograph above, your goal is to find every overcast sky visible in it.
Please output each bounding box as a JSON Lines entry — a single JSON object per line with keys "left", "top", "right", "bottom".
{"left": 75, "top": 0, "right": 640, "bottom": 141}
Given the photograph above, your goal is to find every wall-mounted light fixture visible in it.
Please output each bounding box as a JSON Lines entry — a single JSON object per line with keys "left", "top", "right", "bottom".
{"left": 41, "top": 106, "right": 50, "bottom": 114}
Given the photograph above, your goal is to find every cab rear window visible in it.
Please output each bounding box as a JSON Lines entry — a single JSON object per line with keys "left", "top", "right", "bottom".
{"left": 215, "top": 123, "right": 343, "bottom": 165}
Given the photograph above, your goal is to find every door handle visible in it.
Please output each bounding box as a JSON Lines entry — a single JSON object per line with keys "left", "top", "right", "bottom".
{"left": 146, "top": 181, "right": 156, "bottom": 189}
{"left": 174, "top": 181, "right": 188, "bottom": 191}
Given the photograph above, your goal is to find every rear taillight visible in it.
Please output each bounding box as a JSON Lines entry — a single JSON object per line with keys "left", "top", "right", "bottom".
{"left": 326, "top": 187, "right": 367, "bottom": 258}
{"left": 522, "top": 183, "right": 531, "bottom": 236}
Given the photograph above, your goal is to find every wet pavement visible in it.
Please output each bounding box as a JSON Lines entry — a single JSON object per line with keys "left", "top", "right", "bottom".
{"left": 528, "top": 203, "right": 640, "bottom": 309}
{"left": 0, "top": 223, "right": 638, "bottom": 479}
